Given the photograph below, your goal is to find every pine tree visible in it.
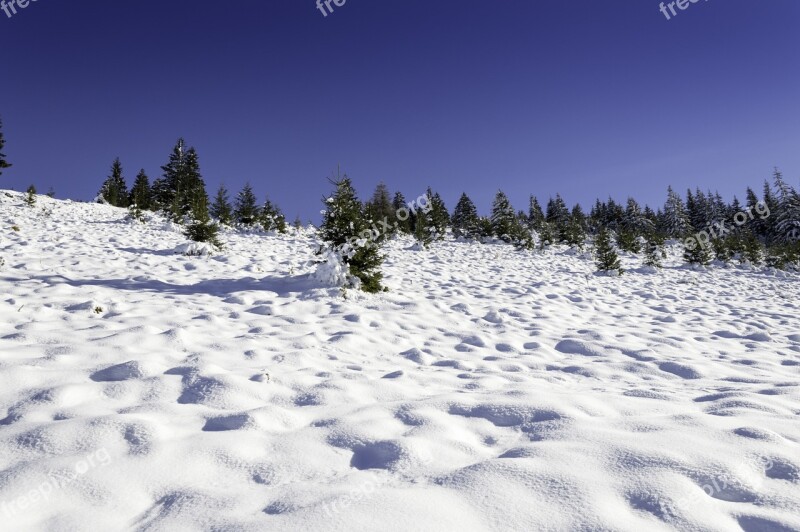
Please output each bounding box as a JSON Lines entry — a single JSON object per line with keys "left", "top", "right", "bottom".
{"left": 740, "top": 229, "right": 763, "bottom": 265}
{"left": 528, "top": 195, "right": 545, "bottom": 231}
{"left": 773, "top": 169, "right": 800, "bottom": 245}
{"left": 413, "top": 193, "right": 435, "bottom": 248}
{"left": 661, "top": 186, "right": 691, "bottom": 238}
{"left": 128, "top": 170, "right": 151, "bottom": 211}
{"left": 210, "top": 184, "right": 233, "bottom": 225}
{"left": 491, "top": 190, "right": 517, "bottom": 242}
{"left": 234, "top": 182, "right": 259, "bottom": 225}
{"left": 683, "top": 238, "right": 712, "bottom": 266}
{"left": 642, "top": 239, "right": 662, "bottom": 268}
{"left": 392, "top": 192, "right": 412, "bottom": 234}
{"left": 154, "top": 139, "right": 187, "bottom": 217}
{"left": 319, "top": 173, "right": 384, "bottom": 293}
{"left": 25, "top": 185, "right": 36, "bottom": 207}
{"left": 762, "top": 180, "right": 779, "bottom": 242}
{"left": 98, "top": 158, "right": 128, "bottom": 207}
{"left": 365, "top": 182, "right": 395, "bottom": 236}
{"left": 184, "top": 192, "right": 222, "bottom": 249}
{"left": 452, "top": 192, "right": 480, "bottom": 239}
{"left": 0, "top": 116, "right": 11, "bottom": 176}
{"left": 260, "top": 197, "right": 287, "bottom": 233}
{"left": 428, "top": 188, "right": 450, "bottom": 241}
{"left": 595, "top": 228, "right": 623, "bottom": 274}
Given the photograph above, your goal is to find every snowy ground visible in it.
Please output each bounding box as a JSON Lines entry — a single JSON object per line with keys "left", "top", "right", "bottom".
{"left": 1, "top": 190, "right": 799, "bottom": 531}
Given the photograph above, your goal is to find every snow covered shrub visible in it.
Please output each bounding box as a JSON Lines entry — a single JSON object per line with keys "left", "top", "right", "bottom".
{"left": 595, "top": 227, "right": 623, "bottom": 275}
{"left": 317, "top": 173, "right": 385, "bottom": 293}
{"left": 259, "top": 198, "right": 287, "bottom": 233}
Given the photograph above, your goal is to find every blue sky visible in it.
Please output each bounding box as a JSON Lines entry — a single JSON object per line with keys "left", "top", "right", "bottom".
{"left": 1, "top": 0, "right": 799, "bottom": 220}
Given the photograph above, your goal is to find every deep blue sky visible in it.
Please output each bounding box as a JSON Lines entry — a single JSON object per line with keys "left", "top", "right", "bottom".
{"left": 1, "top": 0, "right": 798, "bottom": 220}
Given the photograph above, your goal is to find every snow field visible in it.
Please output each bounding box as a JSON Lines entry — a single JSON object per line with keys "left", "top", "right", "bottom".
{"left": 1, "top": 190, "right": 799, "bottom": 531}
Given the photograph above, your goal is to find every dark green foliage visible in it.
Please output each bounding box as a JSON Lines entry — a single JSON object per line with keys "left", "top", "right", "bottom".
{"left": 392, "top": 192, "right": 412, "bottom": 233}
{"left": 0, "top": 116, "right": 11, "bottom": 176}
{"left": 660, "top": 186, "right": 690, "bottom": 238}
{"left": 711, "top": 237, "right": 733, "bottom": 263}
{"left": 642, "top": 239, "right": 662, "bottom": 268}
{"left": 452, "top": 193, "right": 480, "bottom": 239}
{"left": 365, "top": 182, "right": 395, "bottom": 237}
{"left": 477, "top": 216, "right": 494, "bottom": 240}
{"left": 98, "top": 158, "right": 128, "bottom": 207}
{"left": 562, "top": 216, "right": 586, "bottom": 248}
{"left": 319, "top": 173, "right": 384, "bottom": 293}
{"left": 210, "top": 184, "right": 233, "bottom": 225}
{"left": 413, "top": 196, "right": 435, "bottom": 248}
{"left": 234, "top": 182, "right": 260, "bottom": 225}
{"left": 491, "top": 190, "right": 517, "bottom": 241}
{"left": 741, "top": 230, "right": 763, "bottom": 265}
{"left": 129, "top": 169, "right": 151, "bottom": 211}
{"left": 150, "top": 139, "right": 208, "bottom": 221}
{"left": 595, "top": 228, "right": 623, "bottom": 274}
{"left": 683, "top": 238, "right": 712, "bottom": 266}
{"left": 538, "top": 221, "right": 556, "bottom": 249}
{"left": 528, "top": 195, "right": 545, "bottom": 231}
{"left": 260, "top": 197, "right": 287, "bottom": 233}
{"left": 617, "top": 230, "right": 641, "bottom": 254}
{"left": 184, "top": 191, "right": 222, "bottom": 249}
{"left": 427, "top": 188, "right": 450, "bottom": 241}
{"left": 24, "top": 184, "right": 36, "bottom": 207}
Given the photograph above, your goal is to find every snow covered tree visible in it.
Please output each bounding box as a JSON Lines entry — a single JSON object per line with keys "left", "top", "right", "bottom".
{"left": 128, "top": 170, "right": 151, "bottom": 211}
{"left": 259, "top": 197, "right": 287, "bottom": 233}
{"left": 452, "top": 192, "right": 480, "bottom": 239}
{"left": 392, "top": 192, "right": 412, "bottom": 234}
{"left": 152, "top": 139, "right": 186, "bottom": 216}
{"left": 773, "top": 169, "right": 800, "bottom": 244}
{"left": 210, "top": 184, "right": 233, "bottom": 226}
{"left": 491, "top": 190, "right": 517, "bottom": 241}
{"left": 683, "top": 237, "right": 712, "bottom": 266}
{"left": 413, "top": 194, "right": 435, "bottom": 248}
{"left": 98, "top": 158, "right": 128, "bottom": 207}
{"left": 660, "top": 186, "right": 690, "bottom": 238}
{"left": 528, "top": 195, "right": 545, "bottom": 231}
{"left": 740, "top": 229, "right": 763, "bottom": 265}
{"left": 184, "top": 191, "right": 221, "bottom": 249}
{"left": 0, "top": 116, "right": 10, "bottom": 177}
{"left": 562, "top": 215, "right": 586, "bottom": 249}
{"left": 234, "top": 182, "right": 259, "bottom": 225}
{"left": 24, "top": 184, "right": 36, "bottom": 207}
{"left": 318, "top": 173, "right": 384, "bottom": 293}
{"left": 642, "top": 239, "right": 662, "bottom": 268}
{"left": 428, "top": 188, "right": 450, "bottom": 241}
{"left": 594, "top": 228, "right": 623, "bottom": 274}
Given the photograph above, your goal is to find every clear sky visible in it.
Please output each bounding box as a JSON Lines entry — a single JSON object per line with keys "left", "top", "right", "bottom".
{"left": 1, "top": 0, "right": 799, "bottom": 221}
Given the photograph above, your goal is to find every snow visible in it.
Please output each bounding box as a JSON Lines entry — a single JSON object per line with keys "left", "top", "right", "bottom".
{"left": 1, "top": 190, "right": 799, "bottom": 531}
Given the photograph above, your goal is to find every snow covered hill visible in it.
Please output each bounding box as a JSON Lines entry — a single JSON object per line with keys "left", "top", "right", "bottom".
{"left": 1, "top": 190, "right": 799, "bottom": 531}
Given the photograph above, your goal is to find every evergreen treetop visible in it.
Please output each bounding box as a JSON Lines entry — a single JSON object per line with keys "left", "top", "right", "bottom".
{"left": 0, "top": 116, "right": 11, "bottom": 176}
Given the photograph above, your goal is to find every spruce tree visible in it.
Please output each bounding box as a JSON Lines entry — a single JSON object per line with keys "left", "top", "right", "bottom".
{"left": 428, "top": 188, "right": 450, "bottom": 241}
{"left": 595, "top": 228, "right": 623, "bottom": 274}
{"left": 98, "top": 158, "right": 128, "bottom": 207}
{"left": 773, "top": 169, "right": 800, "bottom": 245}
{"left": 210, "top": 184, "right": 233, "bottom": 225}
{"left": 365, "top": 182, "right": 395, "bottom": 236}
{"left": 741, "top": 229, "right": 763, "bottom": 265}
{"left": 260, "top": 197, "right": 287, "bottom": 233}
{"left": 642, "top": 239, "right": 662, "bottom": 268}
{"left": 452, "top": 192, "right": 480, "bottom": 239}
{"left": 413, "top": 194, "right": 435, "bottom": 248}
{"left": 683, "top": 238, "right": 712, "bottom": 266}
{"left": 234, "top": 182, "right": 260, "bottom": 225}
{"left": 491, "top": 190, "right": 517, "bottom": 242}
{"left": 528, "top": 195, "right": 545, "bottom": 231}
{"left": 0, "top": 116, "right": 11, "bottom": 176}
{"left": 661, "top": 186, "right": 690, "bottom": 238}
{"left": 184, "top": 192, "right": 222, "bottom": 249}
{"left": 392, "top": 192, "right": 412, "bottom": 234}
{"left": 129, "top": 170, "right": 151, "bottom": 211}
{"left": 319, "top": 174, "right": 384, "bottom": 293}
{"left": 25, "top": 185, "right": 36, "bottom": 207}
{"left": 182, "top": 150, "right": 219, "bottom": 248}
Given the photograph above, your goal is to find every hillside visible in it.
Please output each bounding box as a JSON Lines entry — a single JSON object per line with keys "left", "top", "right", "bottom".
{"left": 1, "top": 190, "right": 799, "bottom": 531}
